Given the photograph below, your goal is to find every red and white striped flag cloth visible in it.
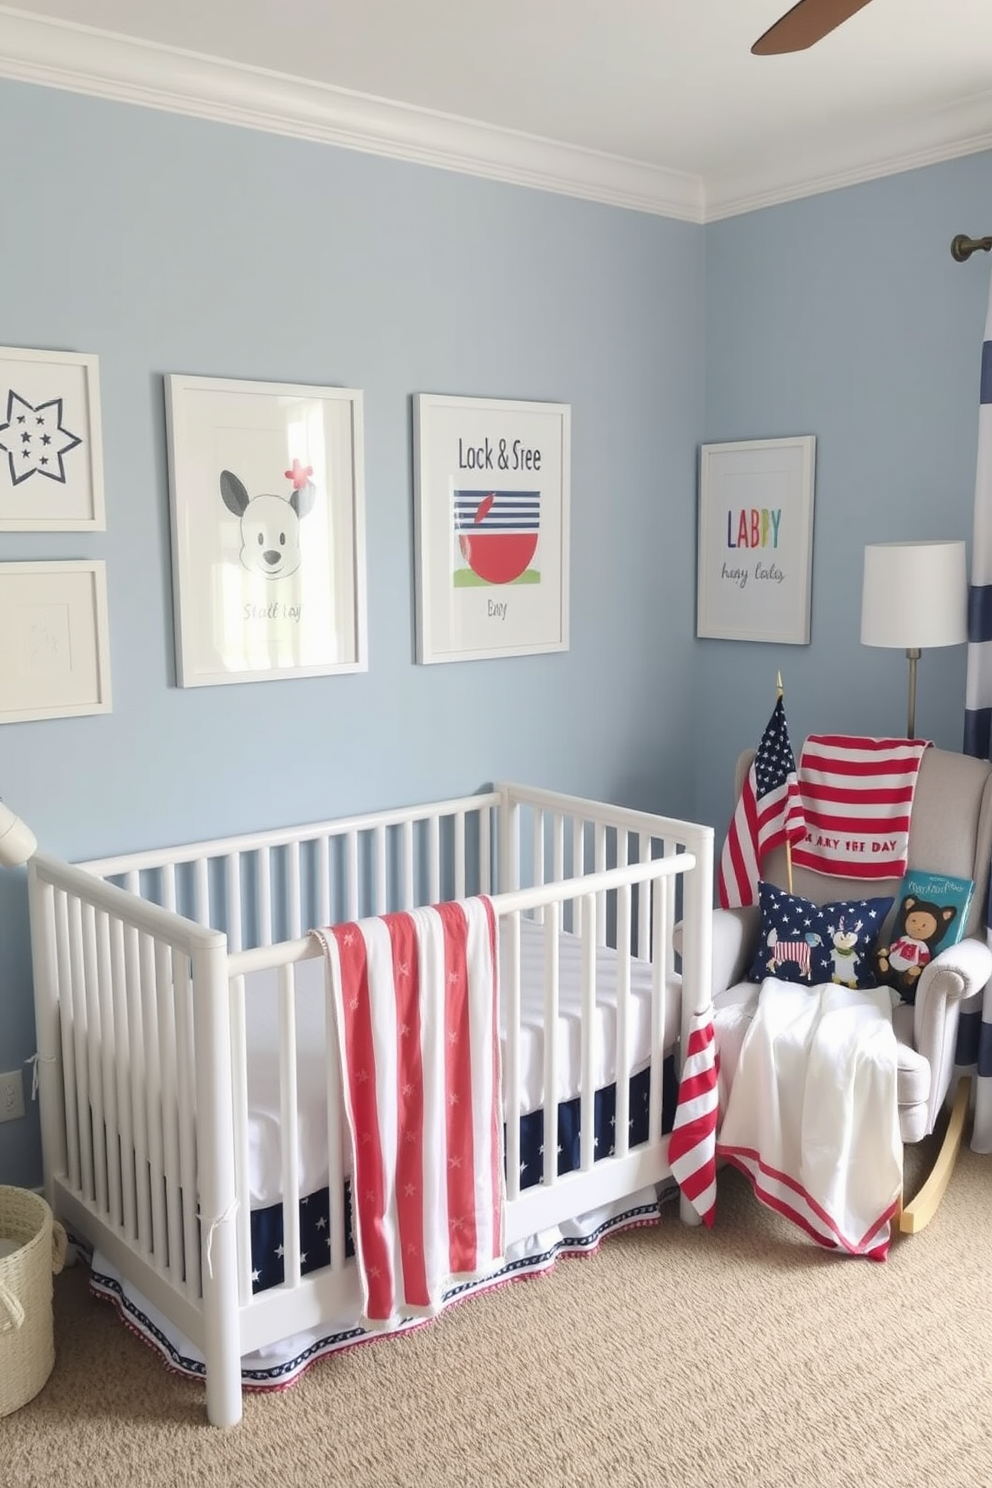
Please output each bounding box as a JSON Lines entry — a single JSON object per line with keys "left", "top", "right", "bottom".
{"left": 668, "top": 1007, "right": 720, "bottom": 1227}
{"left": 312, "top": 897, "right": 504, "bottom": 1327}
{"left": 719, "top": 695, "right": 807, "bottom": 908}
{"left": 790, "top": 735, "right": 930, "bottom": 880}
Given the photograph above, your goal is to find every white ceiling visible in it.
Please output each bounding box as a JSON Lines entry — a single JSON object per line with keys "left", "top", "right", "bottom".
{"left": 2, "top": 0, "right": 992, "bottom": 220}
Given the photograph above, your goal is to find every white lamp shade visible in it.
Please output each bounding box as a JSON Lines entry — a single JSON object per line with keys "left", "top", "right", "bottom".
{"left": 0, "top": 802, "right": 36, "bottom": 867}
{"left": 861, "top": 540, "right": 968, "bottom": 650}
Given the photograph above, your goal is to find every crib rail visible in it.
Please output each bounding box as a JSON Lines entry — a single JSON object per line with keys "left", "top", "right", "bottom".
{"left": 28, "top": 785, "right": 712, "bottom": 1429}
{"left": 81, "top": 791, "right": 501, "bottom": 951}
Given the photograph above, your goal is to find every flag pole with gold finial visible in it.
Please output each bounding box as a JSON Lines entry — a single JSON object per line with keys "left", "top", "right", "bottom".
{"left": 777, "top": 670, "right": 795, "bottom": 896}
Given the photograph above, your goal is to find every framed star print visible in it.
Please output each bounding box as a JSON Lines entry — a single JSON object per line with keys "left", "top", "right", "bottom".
{"left": 165, "top": 373, "right": 368, "bottom": 687}
{"left": 0, "top": 346, "right": 106, "bottom": 530}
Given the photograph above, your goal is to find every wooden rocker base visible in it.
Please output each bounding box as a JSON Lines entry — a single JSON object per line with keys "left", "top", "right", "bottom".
{"left": 898, "top": 1076, "right": 971, "bottom": 1236}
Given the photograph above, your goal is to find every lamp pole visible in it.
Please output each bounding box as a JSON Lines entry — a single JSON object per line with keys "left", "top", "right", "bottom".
{"left": 906, "top": 647, "right": 920, "bottom": 738}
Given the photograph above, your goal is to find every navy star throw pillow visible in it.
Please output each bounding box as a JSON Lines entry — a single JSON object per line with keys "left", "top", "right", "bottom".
{"left": 747, "top": 881, "right": 893, "bottom": 989}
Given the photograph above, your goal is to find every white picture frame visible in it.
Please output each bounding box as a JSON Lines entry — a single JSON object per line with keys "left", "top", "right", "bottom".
{"left": 696, "top": 435, "right": 816, "bottom": 645}
{"left": 0, "top": 560, "right": 112, "bottom": 723}
{"left": 413, "top": 393, "right": 570, "bottom": 664}
{"left": 0, "top": 346, "right": 105, "bottom": 531}
{"left": 165, "top": 373, "right": 368, "bottom": 688}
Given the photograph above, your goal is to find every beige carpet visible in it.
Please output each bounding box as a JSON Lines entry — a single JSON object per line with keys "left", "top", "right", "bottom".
{"left": 7, "top": 1139, "right": 992, "bottom": 1488}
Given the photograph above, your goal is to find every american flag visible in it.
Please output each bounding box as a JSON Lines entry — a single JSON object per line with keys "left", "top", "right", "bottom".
{"left": 718, "top": 695, "right": 806, "bottom": 909}
{"left": 668, "top": 1008, "right": 720, "bottom": 1227}
{"left": 313, "top": 897, "right": 504, "bottom": 1326}
{"left": 791, "top": 735, "right": 930, "bottom": 880}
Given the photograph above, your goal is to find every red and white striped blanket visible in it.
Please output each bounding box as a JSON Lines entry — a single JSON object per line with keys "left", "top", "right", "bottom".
{"left": 312, "top": 897, "right": 504, "bottom": 1326}
{"left": 791, "top": 735, "right": 930, "bottom": 880}
{"left": 716, "top": 980, "right": 902, "bottom": 1258}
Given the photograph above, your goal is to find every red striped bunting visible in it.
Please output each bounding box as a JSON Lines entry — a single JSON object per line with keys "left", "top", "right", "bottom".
{"left": 791, "top": 736, "right": 929, "bottom": 880}
{"left": 669, "top": 1008, "right": 720, "bottom": 1227}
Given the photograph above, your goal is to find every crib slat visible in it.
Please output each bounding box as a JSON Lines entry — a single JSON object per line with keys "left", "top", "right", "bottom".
{"left": 595, "top": 825, "right": 607, "bottom": 946}
{"left": 53, "top": 891, "right": 80, "bottom": 1194}
{"left": 139, "top": 931, "right": 167, "bottom": 1269}
{"left": 615, "top": 885, "right": 632, "bottom": 1160}
{"left": 580, "top": 895, "right": 597, "bottom": 1172}
{"left": 428, "top": 818, "right": 440, "bottom": 904}
{"left": 109, "top": 915, "right": 137, "bottom": 1243}
{"left": 173, "top": 950, "right": 200, "bottom": 1298}
{"left": 81, "top": 904, "right": 110, "bottom": 1216}
{"left": 636, "top": 833, "right": 651, "bottom": 961}
{"left": 226, "top": 853, "right": 243, "bottom": 953}
{"left": 123, "top": 923, "right": 151, "bottom": 1254}
{"left": 324, "top": 982, "right": 347, "bottom": 1275}
{"left": 258, "top": 848, "right": 272, "bottom": 946}
{"left": 161, "top": 862, "right": 176, "bottom": 914}
{"left": 316, "top": 837, "right": 332, "bottom": 928}
{"left": 156, "top": 939, "right": 183, "bottom": 1284}
{"left": 230, "top": 975, "right": 253, "bottom": 1305}
{"left": 542, "top": 903, "right": 560, "bottom": 1187}
{"left": 375, "top": 823, "right": 387, "bottom": 914}
{"left": 346, "top": 833, "right": 359, "bottom": 920}
{"left": 279, "top": 965, "right": 302, "bottom": 1287}
{"left": 532, "top": 810, "right": 544, "bottom": 925}
{"left": 504, "top": 912, "right": 522, "bottom": 1202}
{"left": 479, "top": 805, "right": 491, "bottom": 895}
{"left": 94, "top": 910, "right": 121, "bottom": 1228}
{"left": 571, "top": 817, "right": 585, "bottom": 936}
{"left": 67, "top": 897, "right": 94, "bottom": 1203}
{"left": 194, "top": 857, "right": 210, "bottom": 928}
{"left": 402, "top": 820, "right": 415, "bottom": 910}
{"left": 454, "top": 811, "right": 466, "bottom": 901}
{"left": 649, "top": 884, "right": 667, "bottom": 1145}
{"left": 288, "top": 840, "right": 302, "bottom": 940}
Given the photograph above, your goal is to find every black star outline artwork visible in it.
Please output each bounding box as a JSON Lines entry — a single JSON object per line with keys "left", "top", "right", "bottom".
{"left": 0, "top": 388, "right": 83, "bottom": 486}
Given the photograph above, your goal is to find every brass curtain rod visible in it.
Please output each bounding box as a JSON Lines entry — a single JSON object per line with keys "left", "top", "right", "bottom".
{"left": 951, "top": 234, "right": 992, "bottom": 262}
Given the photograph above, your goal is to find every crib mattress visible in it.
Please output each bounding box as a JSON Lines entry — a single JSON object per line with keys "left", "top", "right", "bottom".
{"left": 242, "top": 918, "right": 679, "bottom": 1207}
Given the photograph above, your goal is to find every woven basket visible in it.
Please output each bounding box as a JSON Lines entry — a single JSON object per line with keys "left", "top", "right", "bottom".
{"left": 0, "top": 1187, "right": 67, "bottom": 1417}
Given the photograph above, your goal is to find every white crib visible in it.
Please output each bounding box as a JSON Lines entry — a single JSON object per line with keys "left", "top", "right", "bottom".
{"left": 27, "top": 781, "right": 713, "bottom": 1427}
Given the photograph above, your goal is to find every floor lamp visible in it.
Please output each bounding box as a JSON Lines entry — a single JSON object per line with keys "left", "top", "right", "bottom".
{"left": 860, "top": 540, "right": 968, "bottom": 738}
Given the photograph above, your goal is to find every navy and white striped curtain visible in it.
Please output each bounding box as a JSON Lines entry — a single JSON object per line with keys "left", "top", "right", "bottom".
{"left": 961, "top": 273, "right": 992, "bottom": 1151}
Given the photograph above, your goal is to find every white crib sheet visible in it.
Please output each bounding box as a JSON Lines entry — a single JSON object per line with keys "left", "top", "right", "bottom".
{"left": 242, "top": 918, "right": 679, "bottom": 1207}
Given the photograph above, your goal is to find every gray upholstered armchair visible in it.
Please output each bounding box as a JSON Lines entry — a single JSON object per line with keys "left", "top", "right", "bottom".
{"left": 708, "top": 744, "right": 992, "bottom": 1234}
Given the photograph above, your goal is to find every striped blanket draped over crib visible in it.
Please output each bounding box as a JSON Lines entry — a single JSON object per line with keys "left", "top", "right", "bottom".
{"left": 962, "top": 266, "right": 992, "bottom": 1149}
{"left": 312, "top": 897, "right": 505, "bottom": 1327}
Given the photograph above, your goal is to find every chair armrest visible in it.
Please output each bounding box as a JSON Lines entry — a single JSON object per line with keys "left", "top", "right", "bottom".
{"left": 675, "top": 906, "right": 759, "bottom": 998}
{"left": 913, "top": 935, "right": 992, "bottom": 1051}
{"left": 913, "top": 936, "right": 992, "bottom": 1125}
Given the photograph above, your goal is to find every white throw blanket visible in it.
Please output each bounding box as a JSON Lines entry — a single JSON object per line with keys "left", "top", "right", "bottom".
{"left": 716, "top": 980, "right": 902, "bottom": 1258}
{"left": 312, "top": 897, "right": 505, "bottom": 1326}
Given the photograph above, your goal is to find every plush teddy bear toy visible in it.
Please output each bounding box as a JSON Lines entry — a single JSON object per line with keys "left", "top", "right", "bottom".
{"left": 873, "top": 895, "right": 958, "bottom": 1003}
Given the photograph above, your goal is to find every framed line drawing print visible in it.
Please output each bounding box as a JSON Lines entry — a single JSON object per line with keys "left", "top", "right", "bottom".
{"left": 0, "top": 560, "right": 112, "bottom": 723}
{"left": 165, "top": 374, "right": 368, "bottom": 687}
{"left": 0, "top": 346, "right": 105, "bottom": 530}
{"left": 414, "top": 393, "right": 570, "bottom": 664}
{"left": 696, "top": 435, "right": 816, "bottom": 645}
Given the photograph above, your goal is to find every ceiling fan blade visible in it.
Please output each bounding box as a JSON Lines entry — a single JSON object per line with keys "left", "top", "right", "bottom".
{"left": 752, "top": 0, "right": 875, "bottom": 55}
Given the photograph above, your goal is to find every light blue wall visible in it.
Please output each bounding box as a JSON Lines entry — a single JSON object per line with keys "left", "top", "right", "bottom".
{"left": 697, "top": 152, "right": 992, "bottom": 839}
{"left": 0, "top": 80, "right": 704, "bottom": 1185}
{"left": 2, "top": 76, "right": 991, "bottom": 1190}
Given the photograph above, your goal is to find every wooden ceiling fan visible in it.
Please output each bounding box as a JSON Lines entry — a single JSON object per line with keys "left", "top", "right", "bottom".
{"left": 752, "top": 0, "right": 874, "bottom": 54}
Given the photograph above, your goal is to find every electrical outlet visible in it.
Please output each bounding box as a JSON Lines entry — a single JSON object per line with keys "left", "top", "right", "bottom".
{"left": 0, "top": 1070, "right": 25, "bottom": 1122}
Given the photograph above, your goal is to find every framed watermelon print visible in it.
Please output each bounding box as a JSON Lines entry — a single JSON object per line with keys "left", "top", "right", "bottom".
{"left": 413, "top": 393, "right": 571, "bottom": 664}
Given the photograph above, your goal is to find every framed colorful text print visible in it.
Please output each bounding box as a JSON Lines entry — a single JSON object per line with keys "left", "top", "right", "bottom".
{"left": 414, "top": 394, "right": 571, "bottom": 664}
{"left": 0, "top": 346, "right": 105, "bottom": 530}
{"left": 165, "top": 374, "right": 368, "bottom": 688}
{"left": 696, "top": 435, "right": 816, "bottom": 645}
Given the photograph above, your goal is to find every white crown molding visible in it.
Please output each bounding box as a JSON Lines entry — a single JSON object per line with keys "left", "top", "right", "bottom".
{"left": 0, "top": 8, "right": 704, "bottom": 222}
{"left": 704, "top": 96, "right": 992, "bottom": 221}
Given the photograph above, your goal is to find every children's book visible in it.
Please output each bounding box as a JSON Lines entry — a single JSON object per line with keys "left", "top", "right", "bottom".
{"left": 873, "top": 868, "right": 975, "bottom": 1003}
